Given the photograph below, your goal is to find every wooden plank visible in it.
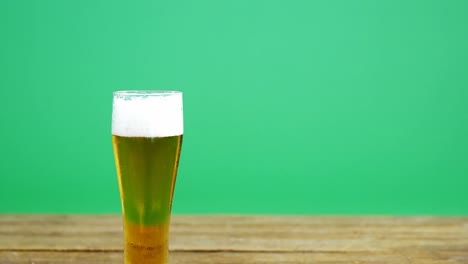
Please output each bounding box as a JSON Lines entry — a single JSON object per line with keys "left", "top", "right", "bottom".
{"left": 0, "top": 215, "right": 467, "bottom": 254}
{"left": 0, "top": 215, "right": 122, "bottom": 250}
{"left": 1, "top": 251, "right": 466, "bottom": 264}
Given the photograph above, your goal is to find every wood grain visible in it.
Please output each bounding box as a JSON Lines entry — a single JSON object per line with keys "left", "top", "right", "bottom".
{"left": 0, "top": 215, "right": 467, "bottom": 263}
{"left": 0, "top": 251, "right": 467, "bottom": 264}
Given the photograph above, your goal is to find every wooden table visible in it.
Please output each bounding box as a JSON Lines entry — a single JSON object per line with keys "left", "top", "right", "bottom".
{"left": 0, "top": 215, "right": 467, "bottom": 263}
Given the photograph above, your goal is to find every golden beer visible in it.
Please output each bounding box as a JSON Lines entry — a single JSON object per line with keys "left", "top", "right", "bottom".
{"left": 112, "top": 91, "right": 183, "bottom": 264}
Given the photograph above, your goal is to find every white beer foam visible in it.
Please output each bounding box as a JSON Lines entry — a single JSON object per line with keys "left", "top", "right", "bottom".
{"left": 112, "top": 91, "right": 183, "bottom": 137}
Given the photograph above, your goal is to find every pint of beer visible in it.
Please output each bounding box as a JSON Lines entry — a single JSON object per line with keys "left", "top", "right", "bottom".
{"left": 112, "top": 91, "right": 183, "bottom": 264}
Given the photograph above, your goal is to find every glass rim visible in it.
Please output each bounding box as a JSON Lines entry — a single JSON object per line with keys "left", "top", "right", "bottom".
{"left": 113, "top": 90, "right": 182, "bottom": 97}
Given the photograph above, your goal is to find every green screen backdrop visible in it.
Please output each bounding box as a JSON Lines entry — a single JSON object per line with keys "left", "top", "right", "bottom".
{"left": 1, "top": 0, "right": 467, "bottom": 215}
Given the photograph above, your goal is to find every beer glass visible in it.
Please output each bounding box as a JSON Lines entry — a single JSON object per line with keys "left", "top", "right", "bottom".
{"left": 112, "top": 91, "right": 183, "bottom": 264}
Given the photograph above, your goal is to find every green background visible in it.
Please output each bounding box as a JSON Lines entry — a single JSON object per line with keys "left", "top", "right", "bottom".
{"left": 1, "top": 0, "right": 467, "bottom": 215}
